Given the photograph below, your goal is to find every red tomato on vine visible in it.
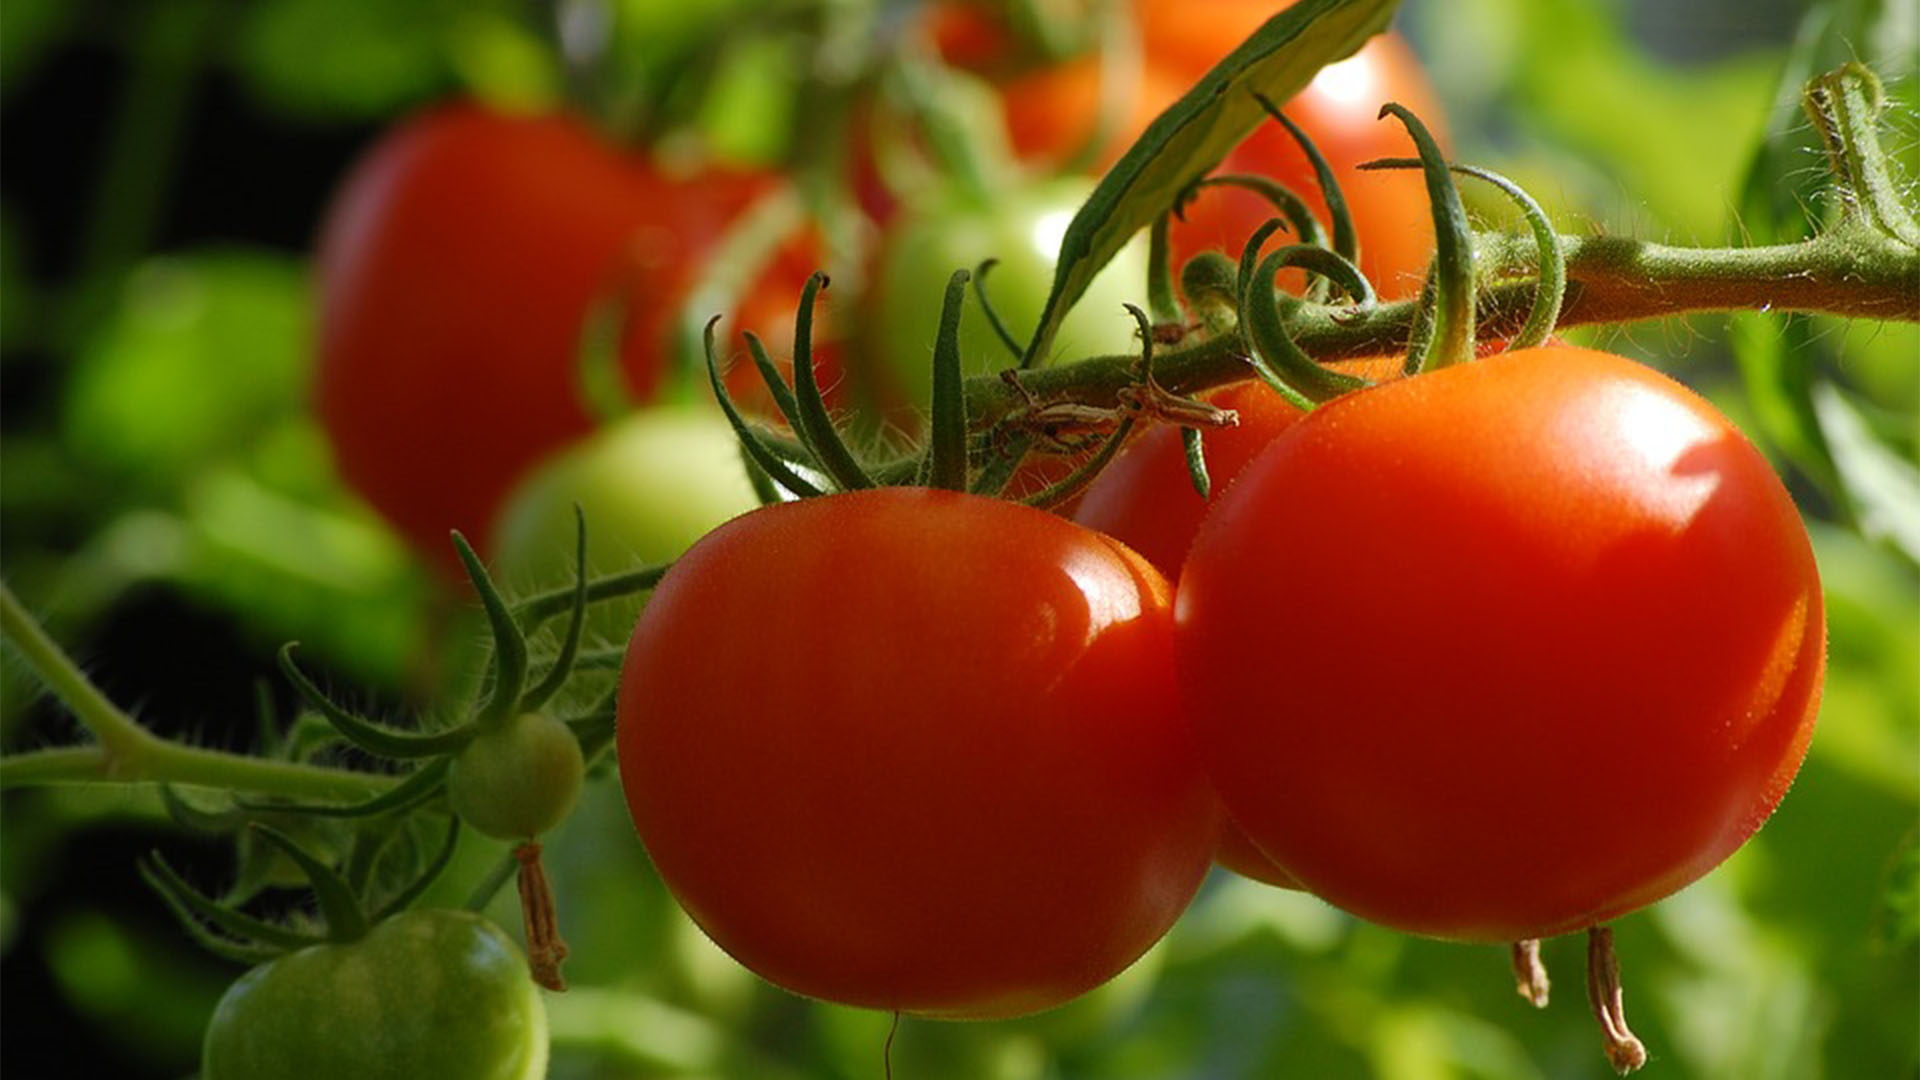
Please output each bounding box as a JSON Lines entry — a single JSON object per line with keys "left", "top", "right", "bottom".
{"left": 1174, "top": 346, "right": 1825, "bottom": 941}
{"left": 1075, "top": 362, "right": 1395, "bottom": 888}
{"left": 618, "top": 488, "right": 1220, "bottom": 1019}
{"left": 315, "top": 103, "right": 811, "bottom": 576}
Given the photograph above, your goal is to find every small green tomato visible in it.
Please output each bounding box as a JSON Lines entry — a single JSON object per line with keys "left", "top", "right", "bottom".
{"left": 869, "top": 177, "right": 1151, "bottom": 407}
{"left": 488, "top": 406, "right": 762, "bottom": 645}
{"left": 202, "top": 909, "right": 548, "bottom": 1080}
{"left": 447, "top": 711, "right": 586, "bottom": 840}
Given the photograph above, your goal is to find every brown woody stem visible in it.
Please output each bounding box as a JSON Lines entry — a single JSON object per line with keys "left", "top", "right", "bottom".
{"left": 1585, "top": 925, "right": 1648, "bottom": 1074}
{"left": 1511, "top": 939, "right": 1550, "bottom": 1008}
{"left": 516, "top": 841, "right": 570, "bottom": 992}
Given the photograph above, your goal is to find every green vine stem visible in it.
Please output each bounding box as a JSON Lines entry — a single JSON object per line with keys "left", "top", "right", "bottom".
{"left": 966, "top": 227, "right": 1920, "bottom": 425}
{"left": 0, "top": 583, "right": 390, "bottom": 799}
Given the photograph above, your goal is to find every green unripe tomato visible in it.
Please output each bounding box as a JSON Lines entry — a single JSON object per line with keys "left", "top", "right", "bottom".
{"left": 869, "top": 177, "right": 1151, "bottom": 407}
{"left": 448, "top": 711, "right": 586, "bottom": 840}
{"left": 202, "top": 909, "right": 548, "bottom": 1080}
{"left": 488, "top": 407, "right": 762, "bottom": 644}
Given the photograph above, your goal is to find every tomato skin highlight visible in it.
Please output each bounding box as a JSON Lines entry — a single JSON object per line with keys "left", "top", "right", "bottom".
{"left": 201, "top": 910, "right": 547, "bottom": 1080}
{"left": 617, "top": 488, "right": 1220, "bottom": 1019}
{"left": 315, "top": 103, "right": 762, "bottom": 577}
{"left": 1175, "top": 346, "right": 1825, "bottom": 942}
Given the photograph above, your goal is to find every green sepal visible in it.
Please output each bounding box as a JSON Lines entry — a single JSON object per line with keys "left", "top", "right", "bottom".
{"left": 1023, "top": 0, "right": 1398, "bottom": 366}
{"left": 1147, "top": 211, "right": 1181, "bottom": 325}
{"left": 514, "top": 563, "right": 673, "bottom": 628}
{"left": 249, "top": 823, "right": 369, "bottom": 943}
{"left": 1182, "top": 427, "right": 1213, "bottom": 499}
{"left": 519, "top": 507, "right": 591, "bottom": 712}
{"left": 1243, "top": 246, "right": 1374, "bottom": 405}
{"left": 788, "top": 272, "right": 875, "bottom": 491}
{"left": 1454, "top": 163, "right": 1562, "bottom": 350}
{"left": 1377, "top": 102, "right": 1474, "bottom": 370}
{"left": 452, "top": 532, "right": 529, "bottom": 732}
{"left": 743, "top": 331, "right": 807, "bottom": 434}
{"left": 139, "top": 852, "right": 324, "bottom": 953}
{"left": 702, "top": 315, "right": 826, "bottom": 500}
{"left": 279, "top": 644, "right": 474, "bottom": 760}
{"left": 1190, "top": 173, "right": 1330, "bottom": 254}
{"left": 1020, "top": 418, "right": 1137, "bottom": 510}
{"left": 284, "top": 713, "right": 347, "bottom": 763}
{"left": 971, "top": 260, "right": 1026, "bottom": 361}
{"left": 1361, "top": 158, "right": 1565, "bottom": 351}
{"left": 928, "top": 269, "right": 973, "bottom": 492}
{"left": 369, "top": 817, "right": 463, "bottom": 923}
{"left": 160, "top": 783, "right": 243, "bottom": 833}
{"left": 341, "top": 819, "right": 400, "bottom": 897}
{"left": 673, "top": 184, "right": 811, "bottom": 397}
{"left": 1254, "top": 96, "right": 1358, "bottom": 266}
{"left": 1236, "top": 218, "right": 1290, "bottom": 305}
{"left": 970, "top": 433, "right": 1034, "bottom": 497}
{"left": 740, "top": 447, "right": 784, "bottom": 508}
{"left": 1401, "top": 269, "right": 1440, "bottom": 377}
{"left": 569, "top": 646, "right": 627, "bottom": 671}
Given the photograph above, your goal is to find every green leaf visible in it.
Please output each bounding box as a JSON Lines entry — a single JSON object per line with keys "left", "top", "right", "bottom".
{"left": 62, "top": 253, "right": 310, "bottom": 491}
{"left": 230, "top": 0, "right": 450, "bottom": 119}
{"left": 1023, "top": 0, "right": 1399, "bottom": 365}
{"left": 1813, "top": 382, "right": 1920, "bottom": 563}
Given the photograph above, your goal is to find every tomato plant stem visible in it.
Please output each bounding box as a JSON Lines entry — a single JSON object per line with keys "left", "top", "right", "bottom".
{"left": 1585, "top": 926, "right": 1649, "bottom": 1074}
{"left": 968, "top": 227, "right": 1919, "bottom": 425}
{"left": 0, "top": 583, "right": 391, "bottom": 799}
{"left": 1510, "top": 939, "right": 1550, "bottom": 1009}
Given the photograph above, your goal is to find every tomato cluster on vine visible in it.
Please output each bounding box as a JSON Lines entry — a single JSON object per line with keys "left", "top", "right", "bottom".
{"left": 185, "top": 0, "right": 1838, "bottom": 1075}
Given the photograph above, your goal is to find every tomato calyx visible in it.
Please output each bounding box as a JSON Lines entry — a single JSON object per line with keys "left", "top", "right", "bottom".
{"left": 142, "top": 816, "right": 462, "bottom": 962}
{"left": 147, "top": 524, "right": 620, "bottom": 989}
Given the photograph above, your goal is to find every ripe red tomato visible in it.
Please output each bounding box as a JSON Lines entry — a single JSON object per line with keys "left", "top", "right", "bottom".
{"left": 617, "top": 488, "right": 1219, "bottom": 1019}
{"left": 315, "top": 103, "right": 800, "bottom": 577}
{"left": 1074, "top": 363, "right": 1392, "bottom": 889}
{"left": 1175, "top": 346, "right": 1825, "bottom": 942}
{"left": 945, "top": 0, "right": 1445, "bottom": 298}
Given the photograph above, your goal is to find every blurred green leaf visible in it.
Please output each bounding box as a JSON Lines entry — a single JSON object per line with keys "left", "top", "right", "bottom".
{"left": 1879, "top": 829, "right": 1919, "bottom": 950}
{"left": 447, "top": 8, "right": 563, "bottom": 111}
{"left": 0, "top": 0, "right": 75, "bottom": 98}
{"left": 1813, "top": 382, "right": 1920, "bottom": 562}
{"left": 61, "top": 251, "right": 311, "bottom": 491}
{"left": 46, "top": 909, "right": 227, "bottom": 1071}
{"left": 230, "top": 0, "right": 455, "bottom": 119}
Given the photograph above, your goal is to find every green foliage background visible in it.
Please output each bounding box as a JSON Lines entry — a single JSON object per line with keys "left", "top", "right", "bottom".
{"left": 0, "top": 1, "right": 1914, "bottom": 1078}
